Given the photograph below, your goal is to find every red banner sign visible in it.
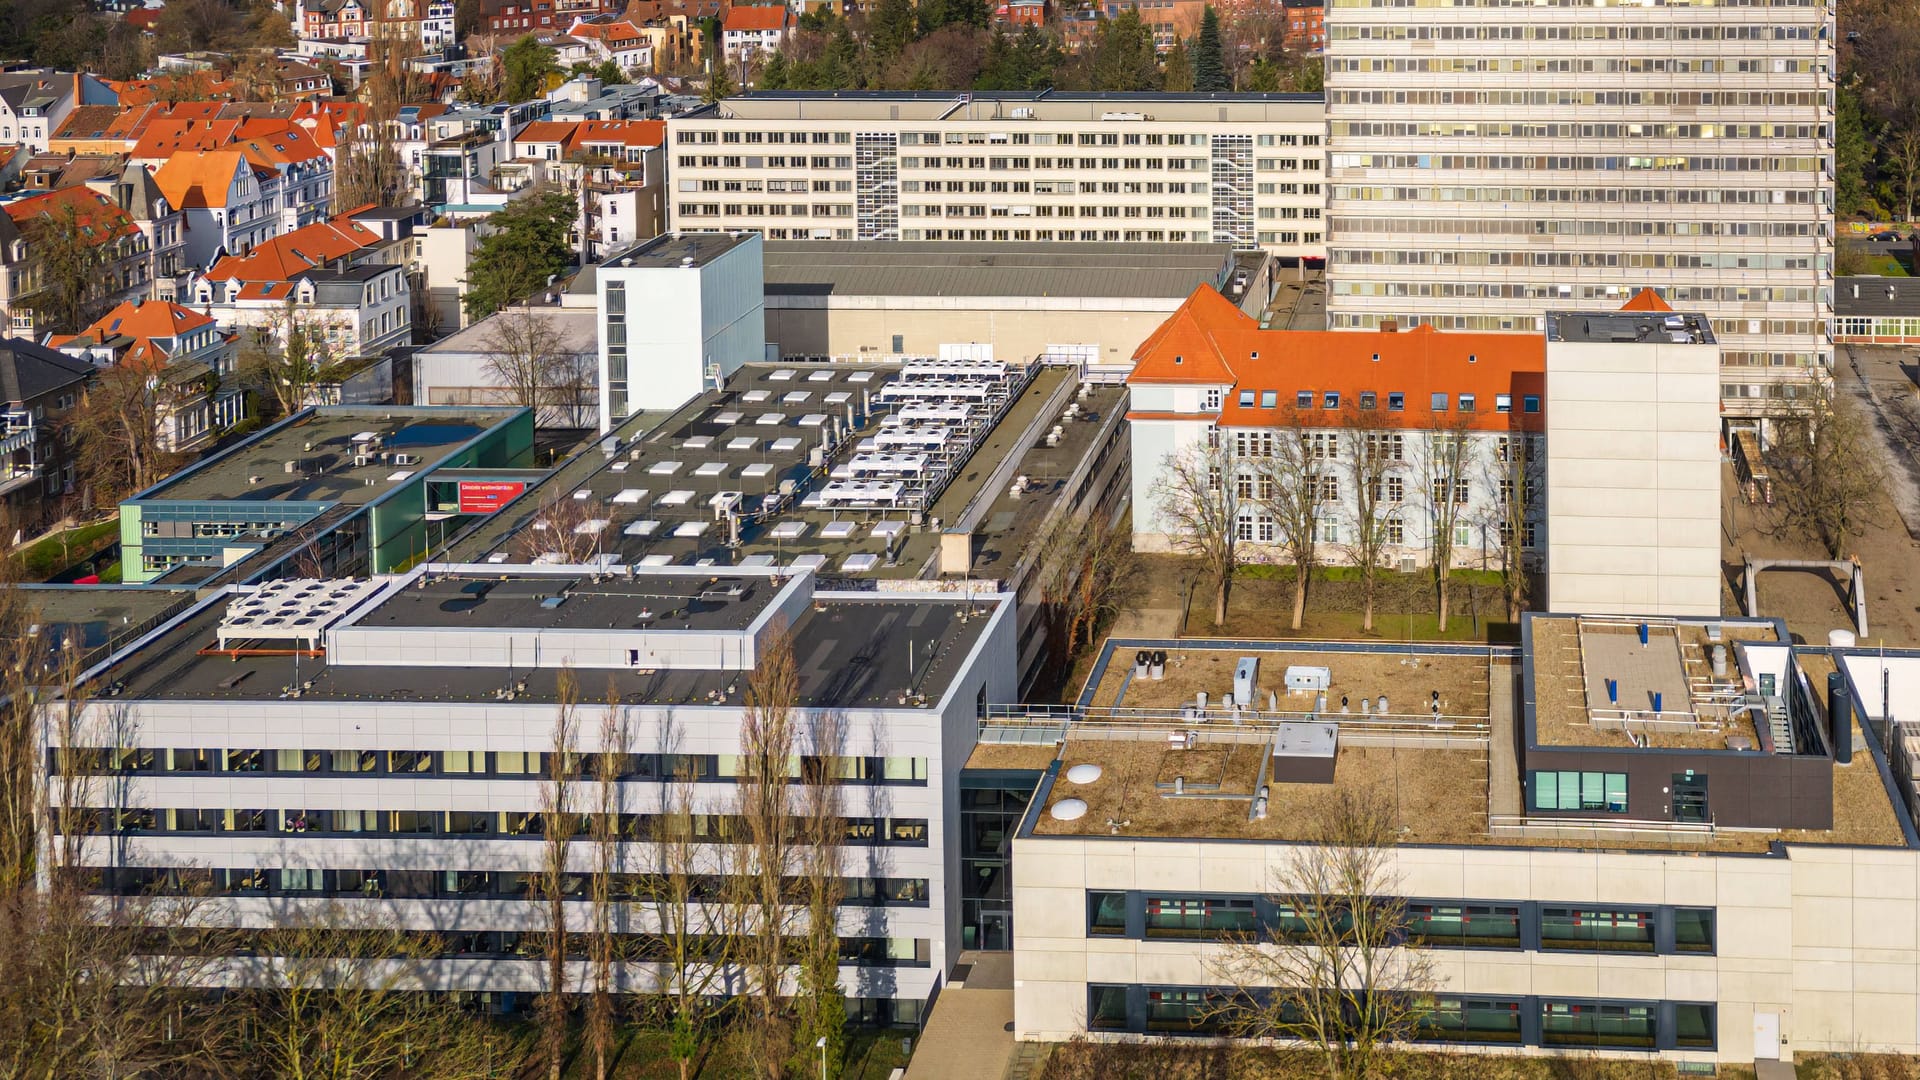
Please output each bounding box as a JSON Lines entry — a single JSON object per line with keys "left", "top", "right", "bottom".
{"left": 457, "top": 481, "right": 525, "bottom": 514}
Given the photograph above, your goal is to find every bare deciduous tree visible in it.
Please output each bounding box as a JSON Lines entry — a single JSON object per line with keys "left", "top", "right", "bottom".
{"left": 1205, "top": 790, "right": 1435, "bottom": 1080}
{"left": 646, "top": 709, "right": 731, "bottom": 1080}
{"left": 1257, "top": 414, "right": 1327, "bottom": 632}
{"left": 588, "top": 690, "right": 628, "bottom": 1080}
{"left": 238, "top": 299, "right": 353, "bottom": 418}
{"left": 481, "top": 308, "right": 597, "bottom": 428}
{"left": 65, "top": 361, "right": 201, "bottom": 505}
{"left": 540, "top": 670, "right": 582, "bottom": 1080}
{"left": 726, "top": 622, "right": 801, "bottom": 1080}
{"left": 1036, "top": 507, "right": 1138, "bottom": 672}
{"left": 793, "top": 708, "right": 847, "bottom": 1076}
{"left": 1342, "top": 406, "right": 1402, "bottom": 634}
{"left": 255, "top": 903, "right": 495, "bottom": 1080}
{"left": 1419, "top": 410, "right": 1477, "bottom": 632}
{"left": 1152, "top": 440, "right": 1240, "bottom": 627}
{"left": 1765, "top": 376, "right": 1888, "bottom": 559}
{"left": 515, "top": 492, "right": 608, "bottom": 563}
{"left": 1484, "top": 431, "right": 1542, "bottom": 623}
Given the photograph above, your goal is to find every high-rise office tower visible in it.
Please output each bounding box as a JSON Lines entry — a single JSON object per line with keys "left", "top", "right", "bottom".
{"left": 1323, "top": 0, "right": 1835, "bottom": 419}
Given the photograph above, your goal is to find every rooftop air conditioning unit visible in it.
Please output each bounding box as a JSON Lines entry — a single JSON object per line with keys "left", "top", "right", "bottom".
{"left": 392, "top": 453, "right": 421, "bottom": 466}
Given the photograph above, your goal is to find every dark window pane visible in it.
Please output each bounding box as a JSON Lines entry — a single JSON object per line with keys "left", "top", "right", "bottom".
{"left": 1088, "top": 985, "right": 1129, "bottom": 1032}
{"left": 1407, "top": 902, "right": 1521, "bottom": 948}
{"left": 1674, "top": 1004, "right": 1716, "bottom": 1048}
{"left": 1419, "top": 997, "right": 1525, "bottom": 1044}
{"left": 1541, "top": 1001, "right": 1657, "bottom": 1049}
{"left": 1539, "top": 907, "right": 1654, "bottom": 953}
{"left": 1144, "top": 896, "right": 1257, "bottom": 940}
{"left": 1674, "top": 908, "right": 1715, "bottom": 954}
{"left": 1088, "top": 891, "right": 1127, "bottom": 936}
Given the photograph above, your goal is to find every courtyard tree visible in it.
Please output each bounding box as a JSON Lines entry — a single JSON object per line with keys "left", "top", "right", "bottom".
{"left": 1205, "top": 790, "right": 1436, "bottom": 1080}
{"left": 1765, "top": 375, "right": 1887, "bottom": 560}
{"left": 238, "top": 299, "right": 352, "bottom": 418}
{"left": 1342, "top": 403, "right": 1402, "bottom": 633}
{"left": 1418, "top": 408, "right": 1477, "bottom": 632}
{"left": 792, "top": 708, "right": 848, "bottom": 1076}
{"left": 1152, "top": 440, "right": 1241, "bottom": 627}
{"left": 1484, "top": 429, "right": 1542, "bottom": 623}
{"left": 463, "top": 190, "right": 578, "bottom": 321}
{"left": 481, "top": 308, "right": 596, "bottom": 427}
{"left": 65, "top": 359, "right": 198, "bottom": 505}
{"left": 648, "top": 713, "right": 733, "bottom": 1080}
{"left": 587, "top": 691, "right": 628, "bottom": 1080}
{"left": 1257, "top": 413, "right": 1330, "bottom": 631}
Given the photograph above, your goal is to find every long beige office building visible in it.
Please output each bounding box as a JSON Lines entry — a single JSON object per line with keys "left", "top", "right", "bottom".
{"left": 1322, "top": 0, "right": 1834, "bottom": 417}
{"left": 1001, "top": 622, "right": 1920, "bottom": 1068}
{"left": 666, "top": 91, "right": 1328, "bottom": 259}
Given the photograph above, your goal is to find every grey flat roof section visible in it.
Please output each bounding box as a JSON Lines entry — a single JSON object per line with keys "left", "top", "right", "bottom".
{"left": 762, "top": 241, "right": 1232, "bottom": 300}
{"left": 601, "top": 231, "right": 752, "bottom": 269}
{"left": 105, "top": 588, "right": 993, "bottom": 710}
{"left": 700, "top": 91, "right": 1324, "bottom": 124}
{"left": 1544, "top": 309, "right": 1717, "bottom": 345}
{"left": 1836, "top": 276, "right": 1920, "bottom": 318}
{"left": 352, "top": 571, "right": 779, "bottom": 633}
{"left": 139, "top": 407, "right": 519, "bottom": 504}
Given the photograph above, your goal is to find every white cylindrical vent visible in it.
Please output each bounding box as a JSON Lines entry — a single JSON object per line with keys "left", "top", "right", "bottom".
{"left": 1829, "top": 629, "right": 1858, "bottom": 648}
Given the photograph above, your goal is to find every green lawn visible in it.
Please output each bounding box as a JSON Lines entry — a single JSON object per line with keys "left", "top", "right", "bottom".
{"left": 12, "top": 518, "right": 120, "bottom": 581}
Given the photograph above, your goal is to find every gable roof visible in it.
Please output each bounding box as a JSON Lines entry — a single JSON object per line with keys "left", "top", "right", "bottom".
{"left": 1129, "top": 285, "right": 1546, "bottom": 433}
{"left": 0, "top": 337, "right": 94, "bottom": 405}
{"left": 52, "top": 105, "right": 130, "bottom": 143}
{"left": 130, "top": 117, "right": 244, "bottom": 159}
{"left": 235, "top": 126, "right": 329, "bottom": 168}
{"left": 152, "top": 150, "right": 251, "bottom": 209}
{"left": 1, "top": 186, "right": 140, "bottom": 244}
{"left": 515, "top": 117, "right": 665, "bottom": 153}
{"left": 63, "top": 300, "right": 218, "bottom": 370}
{"left": 724, "top": 4, "right": 789, "bottom": 31}
{"left": 204, "top": 214, "right": 386, "bottom": 283}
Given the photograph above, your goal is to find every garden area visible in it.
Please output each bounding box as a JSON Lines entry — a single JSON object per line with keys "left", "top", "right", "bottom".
{"left": 9, "top": 517, "right": 120, "bottom": 583}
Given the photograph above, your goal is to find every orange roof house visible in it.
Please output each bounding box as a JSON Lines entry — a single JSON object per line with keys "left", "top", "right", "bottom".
{"left": 1617, "top": 287, "right": 1674, "bottom": 313}
{"left": 49, "top": 300, "right": 221, "bottom": 371}
{"left": 151, "top": 150, "right": 256, "bottom": 210}
{"left": 201, "top": 214, "right": 386, "bottom": 283}
{"left": 1128, "top": 285, "right": 1547, "bottom": 434}
{"left": 129, "top": 118, "right": 245, "bottom": 161}
{"left": 2, "top": 186, "right": 140, "bottom": 244}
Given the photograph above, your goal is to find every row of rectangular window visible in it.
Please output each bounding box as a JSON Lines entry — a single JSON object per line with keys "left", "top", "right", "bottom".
{"left": 1230, "top": 389, "right": 1540, "bottom": 414}
{"left": 56, "top": 748, "right": 928, "bottom": 786}
{"left": 145, "top": 925, "right": 931, "bottom": 968}
{"left": 1089, "top": 984, "right": 1714, "bottom": 1051}
{"left": 72, "top": 865, "right": 929, "bottom": 906}
{"left": 1087, "top": 891, "right": 1713, "bottom": 955}
{"left": 67, "top": 807, "right": 930, "bottom": 846}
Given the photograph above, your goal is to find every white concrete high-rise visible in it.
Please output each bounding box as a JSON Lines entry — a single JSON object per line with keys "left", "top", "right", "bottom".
{"left": 1323, "top": 0, "right": 1835, "bottom": 419}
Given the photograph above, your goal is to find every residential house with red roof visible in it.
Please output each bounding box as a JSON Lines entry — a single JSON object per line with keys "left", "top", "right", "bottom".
{"left": 48, "top": 300, "right": 245, "bottom": 452}
{"left": 1125, "top": 284, "right": 1546, "bottom": 571}
{"left": 0, "top": 187, "right": 153, "bottom": 340}
{"left": 234, "top": 126, "right": 336, "bottom": 230}
{"left": 188, "top": 213, "right": 414, "bottom": 361}
{"left": 152, "top": 149, "right": 287, "bottom": 270}
{"left": 49, "top": 103, "right": 164, "bottom": 156}
{"left": 505, "top": 118, "right": 665, "bottom": 258}
{"left": 568, "top": 17, "right": 655, "bottom": 71}
{"left": 721, "top": 4, "right": 792, "bottom": 63}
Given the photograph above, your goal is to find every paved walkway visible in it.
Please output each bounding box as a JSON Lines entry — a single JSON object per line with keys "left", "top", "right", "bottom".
{"left": 1488, "top": 656, "right": 1522, "bottom": 817}
{"left": 1754, "top": 1060, "right": 1794, "bottom": 1080}
{"left": 1840, "top": 345, "right": 1920, "bottom": 539}
{"left": 902, "top": 954, "right": 1017, "bottom": 1080}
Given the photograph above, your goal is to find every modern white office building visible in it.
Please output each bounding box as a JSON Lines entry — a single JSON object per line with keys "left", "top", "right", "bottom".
{"left": 1005, "top": 622, "right": 1920, "bottom": 1068}
{"left": 666, "top": 92, "right": 1328, "bottom": 259}
{"left": 1544, "top": 299, "right": 1723, "bottom": 616}
{"left": 594, "top": 231, "right": 767, "bottom": 430}
{"left": 48, "top": 563, "right": 1016, "bottom": 1024}
{"left": 1322, "top": 0, "right": 1834, "bottom": 416}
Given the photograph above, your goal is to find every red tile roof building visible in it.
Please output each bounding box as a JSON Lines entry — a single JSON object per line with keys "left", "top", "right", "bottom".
{"left": 1125, "top": 285, "right": 1546, "bottom": 568}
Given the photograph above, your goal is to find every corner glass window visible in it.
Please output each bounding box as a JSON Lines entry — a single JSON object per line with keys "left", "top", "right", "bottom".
{"left": 1673, "top": 908, "right": 1715, "bottom": 954}
{"left": 1088, "top": 985, "right": 1129, "bottom": 1031}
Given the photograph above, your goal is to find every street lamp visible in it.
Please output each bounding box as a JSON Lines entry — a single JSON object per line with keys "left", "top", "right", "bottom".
{"left": 816, "top": 1035, "right": 827, "bottom": 1080}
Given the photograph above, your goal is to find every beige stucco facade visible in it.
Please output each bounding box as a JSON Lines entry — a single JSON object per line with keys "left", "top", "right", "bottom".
{"left": 1013, "top": 833, "right": 1920, "bottom": 1064}
{"left": 765, "top": 297, "right": 1186, "bottom": 367}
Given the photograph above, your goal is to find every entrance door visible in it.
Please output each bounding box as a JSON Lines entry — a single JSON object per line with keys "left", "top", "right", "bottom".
{"left": 979, "top": 910, "right": 1011, "bottom": 951}
{"left": 1752, "top": 1010, "right": 1781, "bottom": 1060}
{"left": 1673, "top": 774, "right": 1710, "bottom": 824}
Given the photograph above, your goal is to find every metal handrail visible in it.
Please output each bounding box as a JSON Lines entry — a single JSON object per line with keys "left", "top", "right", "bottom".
{"left": 984, "top": 701, "right": 1490, "bottom": 730}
